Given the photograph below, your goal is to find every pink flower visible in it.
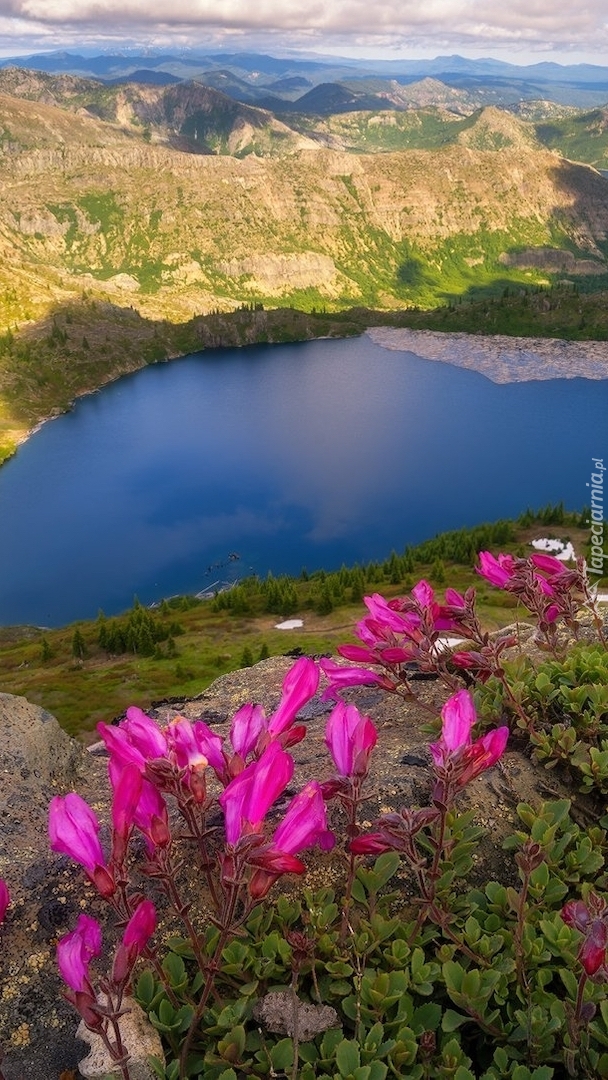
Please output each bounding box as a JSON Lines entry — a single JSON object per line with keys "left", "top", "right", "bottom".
{"left": 112, "top": 898, "right": 157, "bottom": 984}
{"left": 123, "top": 899, "right": 156, "bottom": 955}
{"left": 350, "top": 834, "right": 393, "bottom": 855}
{"left": 581, "top": 923, "right": 608, "bottom": 976}
{"left": 123, "top": 707, "right": 168, "bottom": 758}
{"left": 319, "top": 658, "right": 385, "bottom": 700}
{"left": 97, "top": 708, "right": 167, "bottom": 773}
{"left": 429, "top": 690, "right": 508, "bottom": 786}
{"left": 192, "top": 720, "right": 226, "bottom": 775}
{"left": 338, "top": 644, "right": 379, "bottom": 663}
{"left": 49, "top": 794, "right": 115, "bottom": 897}
{"left": 166, "top": 717, "right": 208, "bottom": 770}
{"left": 0, "top": 879, "right": 10, "bottom": 924}
{"left": 248, "top": 782, "right": 334, "bottom": 898}
{"left": 165, "top": 717, "right": 211, "bottom": 802}
{"left": 430, "top": 690, "right": 476, "bottom": 767}
{"left": 325, "top": 702, "right": 377, "bottom": 777}
{"left": 267, "top": 657, "right": 319, "bottom": 736}
{"left": 562, "top": 897, "right": 608, "bottom": 977}
{"left": 111, "top": 761, "right": 143, "bottom": 840}
{"left": 445, "top": 588, "right": 466, "bottom": 607}
{"left": 477, "top": 552, "right": 516, "bottom": 589}
{"left": 364, "top": 593, "right": 413, "bottom": 633}
{"left": 543, "top": 604, "right": 561, "bottom": 624}
{"left": 458, "top": 727, "right": 510, "bottom": 786}
{"left": 271, "top": 781, "right": 335, "bottom": 856}
{"left": 219, "top": 742, "right": 294, "bottom": 844}
{"left": 530, "top": 552, "right": 567, "bottom": 577}
{"left": 412, "top": 579, "right": 435, "bottom": 607}
{"left": 562, "top": 900, "right": 591, "bottom": 933}
{"left": 230, "top": 704, "right": 266, "bottom": 758}
{"left": 57, "top": 913, "right": 102, "bottom": 993}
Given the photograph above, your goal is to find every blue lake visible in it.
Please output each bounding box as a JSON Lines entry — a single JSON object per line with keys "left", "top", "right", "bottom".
{"left": 0, "top": 334, "right": 606, "bottom": 627}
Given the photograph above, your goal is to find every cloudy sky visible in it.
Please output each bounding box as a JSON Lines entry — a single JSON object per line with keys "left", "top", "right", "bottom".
{"left": 0, "top": 0, "right": 606, "bottom": 66}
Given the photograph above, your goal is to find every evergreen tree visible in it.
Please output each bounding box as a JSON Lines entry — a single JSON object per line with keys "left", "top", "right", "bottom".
{"left": 316, "top": 582, "right": 334, "bottom": 616}
{"left": 72, "top": 629, "right": 87, "bottom": 660}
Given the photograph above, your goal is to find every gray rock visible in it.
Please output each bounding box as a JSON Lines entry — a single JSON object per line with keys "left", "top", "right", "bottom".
{"left": 77, "top": 997, "right": 164, "bottom": 1080}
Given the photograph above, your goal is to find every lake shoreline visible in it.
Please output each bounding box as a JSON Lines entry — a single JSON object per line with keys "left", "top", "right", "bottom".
{"left": 6, "top": 324, "right": 608, "bottom": 466}
{"left": 366, "top": 326, "right": 608, "bottom": 383}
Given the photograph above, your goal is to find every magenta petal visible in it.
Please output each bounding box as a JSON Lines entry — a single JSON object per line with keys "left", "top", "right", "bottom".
{"left": 338, "top": 644, "right": 378, "bottom": 663}
{"left": 379, "top": 646, "right": 415, "bottom": 664}
{"left": 581, "top": 920, "right": 608, "bottom": 976}
{"left": 350, "top": 834, "right": 392, "bottom": 855}
{"left": 96, "top": 722, "right": 146, "bottom": 770}
{"left": 272, "top": 781, "right": 334, "bottom": 855}
{"left": 124, "top": 707, "right": 168, "bottom": 759}
{"left": 111, "top": 762, "right": 143, "bottom": 837}
{"left": 530, "top": 552, "right": 566, "bottom": 576}
{"left": 267, "top": 657, "right": 319, "bottom": 736}
{"left": 364, "top": 593, "right": 412, "bottom": 632}
{"left": 544, "top": 603, "right": 561, "bottom": 624}
{"left": 0, "top": 879, "right": 10, "bottom": 923}
{"left": 49, "top": 793, "right": 106, "bottom": 875}
{"left": 122, "top": 899, "right": 156, "bottom": 955}
{"left": 477, "top": 551, "right": 514, "bottom": 588}
{"left": 167, "top": 717, "right": 208, "bottom": 769}
{"left": 230, "top": 704, "right": 266, "bottom": 757}
{"left": 326, "top": 702, "right": 377, "bottom": 777}
{"left": 220, "top": 742, "right": 294, "bottom": 842}
{"left": 412, "top": 579, "right": 434, "bottom": 607}
{"left": 445, "top": 588, "right": 466, "bottom": 607}
{"left": 57, "top": 913, "right": 102, "bottom": 993}
{"left": 319, "top": 658, "right": 383, "bottom": 699}
{"left": 192, "top": 721, "right": 225, "bottom": 772}
{"left": 440, "top": 690, "right": 476, "bottom": 751}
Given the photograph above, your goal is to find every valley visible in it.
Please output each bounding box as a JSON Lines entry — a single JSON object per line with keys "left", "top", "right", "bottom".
{"left": 2, "top": 51, "right": 608, "bottom": 463}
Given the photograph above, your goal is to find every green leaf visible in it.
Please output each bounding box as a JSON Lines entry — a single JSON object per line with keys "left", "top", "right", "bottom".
{"left": 321, "top": 1027, "right": 344, "bottom": 1059}
{"left": 336, "top": 1038, "right": 361, "bottom": 1076}
{"left": 135, "top": 968, "right": 156, "bottom": 1007}
{"left": 270, "top": 1038, "right": 294, "bottom": 1071}
{"left": 364, "top": 1022, "right": 384, "bottom": 1051}
{"left": 165, "top": 935, "right": 196, "bottom": 959}
{"left": 442, "top": 1009, "right": 470, "bottom": 1032}
{"left": 351, "top": 878, "right": 367, "bottom": 904}
{"left": 217, "top": 1072, "right": 238, "bottom": 1080}
{"left": 559, "top": 968, "right": 578, "bottom": 999}
{"left": 413, "top": 1002, "right": 442, "bottom": 1032}
{"left": 299, "top": 1042, "right": 320, "bottom": 1064}
{"left": 372, "top": 852, "right": 401, "bottom": 887}
{"left": 162, "top": 951, "right": 187, "bottom": 990}
{"left": 367, "top": 1063, "right": 388, "bottom": 1080}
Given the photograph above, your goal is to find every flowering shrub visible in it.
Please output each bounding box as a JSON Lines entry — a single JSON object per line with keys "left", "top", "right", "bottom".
{"left": 35, "top": 554, "right": 608, "bottom": 1078}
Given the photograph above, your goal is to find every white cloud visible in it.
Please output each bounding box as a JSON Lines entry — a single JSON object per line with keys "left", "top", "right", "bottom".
{"left": 0, "top": 0, "right": 607, "bottom": 63}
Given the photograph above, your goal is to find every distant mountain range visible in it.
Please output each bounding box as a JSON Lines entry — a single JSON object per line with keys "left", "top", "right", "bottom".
{"left": 3, "top": 48, "right": 608, "bottom": 109}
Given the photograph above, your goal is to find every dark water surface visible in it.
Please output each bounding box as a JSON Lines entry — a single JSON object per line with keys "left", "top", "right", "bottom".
{"left": 0, "top": 335, "right": 605, "bottom": 626}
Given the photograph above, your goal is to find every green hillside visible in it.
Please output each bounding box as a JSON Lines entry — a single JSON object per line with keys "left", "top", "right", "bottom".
{"left": 535, "top": 107, "right": 608, "bottom": 169}
{"left": 0, "top": 508, "right": 589, "bottom": 738}
{"left": 1, "top": 83, "right": 608, "bottom": 455}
